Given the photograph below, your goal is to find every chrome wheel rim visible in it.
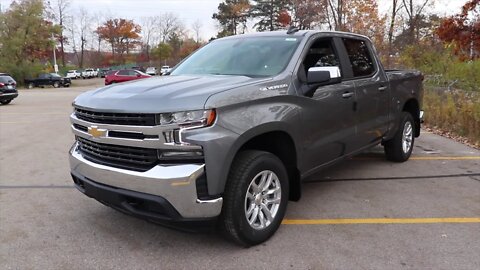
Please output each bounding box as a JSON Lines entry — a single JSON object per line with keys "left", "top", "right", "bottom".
{"left": 244, "top": 170, "right": 281, "bottom": 230}
{"left": 402, "top": 121, "right": 413, "bottom": 153}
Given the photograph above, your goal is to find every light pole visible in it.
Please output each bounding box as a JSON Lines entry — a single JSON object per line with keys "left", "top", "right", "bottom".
{"left": 52, "top": 33, "right": 58, "bottom": 74}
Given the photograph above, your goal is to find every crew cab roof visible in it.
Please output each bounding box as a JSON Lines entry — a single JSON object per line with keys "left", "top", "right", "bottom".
{"left": 218, "top": 30, "right": 370, "bottom": 41}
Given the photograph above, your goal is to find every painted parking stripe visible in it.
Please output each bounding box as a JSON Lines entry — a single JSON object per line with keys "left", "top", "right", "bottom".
{"left": 282, "top": 217, "right": 480, "bottom": 225}
{"left": 410, "top": 156, "right": 480, "bottom": 160}
{"left": 354, "top": 156, "right": 480, "bottom": 161}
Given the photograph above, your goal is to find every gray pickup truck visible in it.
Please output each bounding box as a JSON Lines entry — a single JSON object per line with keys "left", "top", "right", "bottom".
{"left": 69, "top": 30, "right": 423, "bottom": 246}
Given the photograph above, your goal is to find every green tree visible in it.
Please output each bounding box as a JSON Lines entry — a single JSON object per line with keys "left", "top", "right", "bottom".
{"left": 152, "top": 43, "right": 173, "bottom": 65}
{"left": 250, "top": 0, "right": 291, "bottom": 31}
{"left": 0, "top": 0, "right": 60, "bottom": 83}
{"left": 212, "top": 0, "right": 250, "bottom": 37}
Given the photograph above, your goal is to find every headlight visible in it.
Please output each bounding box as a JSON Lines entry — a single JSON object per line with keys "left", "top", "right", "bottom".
{"left": 158, "top": 109, "right": 216, "bottom": 128}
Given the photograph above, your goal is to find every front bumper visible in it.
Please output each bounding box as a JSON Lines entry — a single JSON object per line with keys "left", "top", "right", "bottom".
{"left": 69, "top": 143, "right": 223, "bottom": 220}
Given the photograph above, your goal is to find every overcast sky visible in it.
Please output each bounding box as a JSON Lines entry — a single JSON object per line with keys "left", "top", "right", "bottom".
{"left": 0, "top": 0, "right": 470, "bottom": 40}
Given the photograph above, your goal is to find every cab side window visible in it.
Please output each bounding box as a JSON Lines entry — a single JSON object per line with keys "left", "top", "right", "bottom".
{"left": 299, "top": 38, "right": 340, "bottom": 82}
{"left": 342, "top": 38, "right": 375, "bottom": 77}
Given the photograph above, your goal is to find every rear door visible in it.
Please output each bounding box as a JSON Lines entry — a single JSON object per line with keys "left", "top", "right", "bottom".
{"left": 341, "top": 38, "right": 389, "bottom": 149}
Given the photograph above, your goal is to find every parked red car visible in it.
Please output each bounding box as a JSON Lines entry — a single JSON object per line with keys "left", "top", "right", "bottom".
{"left": 104, "top": 69, "right": 151, "bottom": 85}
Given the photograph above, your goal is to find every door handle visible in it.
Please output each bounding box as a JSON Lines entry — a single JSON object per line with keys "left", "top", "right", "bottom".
{"left": 378, "top": 86, "right": 388, "bottom": 91}
{"left": 342, "top": 92, "right": 354, "bottom": 98}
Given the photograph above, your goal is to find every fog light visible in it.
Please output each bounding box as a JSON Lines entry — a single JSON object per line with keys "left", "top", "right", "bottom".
{"left": 158, "top": 149, "right": 204, "bottom": 162}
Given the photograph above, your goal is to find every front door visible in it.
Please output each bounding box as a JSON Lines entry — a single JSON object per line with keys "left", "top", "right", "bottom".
{"left": 297, "top": 37, "right": 357, "bottom": 173}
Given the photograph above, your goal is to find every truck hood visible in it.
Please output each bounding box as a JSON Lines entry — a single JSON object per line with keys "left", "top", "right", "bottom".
{"left": 74, "top": 75, "right": 267, "bottom": 113}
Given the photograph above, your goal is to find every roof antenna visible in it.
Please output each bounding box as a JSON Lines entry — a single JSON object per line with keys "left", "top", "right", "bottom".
{"left": 287, "top": 25, "right": 299, "bottom": 35}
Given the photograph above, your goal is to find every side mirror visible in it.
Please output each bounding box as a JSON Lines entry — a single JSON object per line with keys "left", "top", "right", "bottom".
{"left": 307, "top": 66, "right": 341, "bottom": 84}
{"left": 302, "top": 66, "right": 342, "bottom": 96}
{"left": 136, "top": 73, "right": 141, "bottom": 77}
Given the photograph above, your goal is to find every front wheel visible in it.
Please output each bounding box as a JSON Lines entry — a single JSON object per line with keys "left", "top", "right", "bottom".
{"left": 0, "top": 99, "right": 12, "bottom": 105}
{"left": 53, "top": 81, "right": 60, "bottom": 88}
{"left": 384, "top": 112, "right": 415, "bottom": 162}
{"left": 221, "top": 150, "right": 289, "bottom": 247}
{"left": 27, "top": 83, "right": 34, "bottom": 89}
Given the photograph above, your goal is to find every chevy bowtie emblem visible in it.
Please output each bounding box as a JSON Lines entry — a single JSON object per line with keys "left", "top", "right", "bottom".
{"left": 88, "top": 126, "right": 107, "bottom": 138}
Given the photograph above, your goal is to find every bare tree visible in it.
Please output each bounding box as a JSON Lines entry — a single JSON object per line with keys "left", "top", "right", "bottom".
{"left": 159, "top": 13, "right": 181, "bottom": 43}
{"left": 77, "top": 7, "right": 90, "bottom": 68}
{"left": 49, "top": 0, "right": 71, "bottom": 67}
{"left": 191, "top": 19, "right": 202, "bottom": 43}
{"left": 326, "top": 0, "right": 345, "bottom": 31}
{"left": 387, "top": 0, "right": 404, "bottom": 67}
{"left": 402, "top": 0, "right": 430, "bottom": 44}
{"left": 140, "top": 16, "right": 159, "bottom": 62}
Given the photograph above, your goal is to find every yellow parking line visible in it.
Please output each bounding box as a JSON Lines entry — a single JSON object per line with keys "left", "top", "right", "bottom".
{"left": 355, "top": 156, "right": 480, "bottom": 161}
{"left": 410, "top": 156, "right": 480, "bottom": 160}
{"left": 282, "top": 217, "right": 480, "bottom": 225}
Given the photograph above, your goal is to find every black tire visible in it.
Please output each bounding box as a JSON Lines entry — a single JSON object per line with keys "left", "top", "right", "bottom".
{"left": 0, "top": 99, "right": 12, "bottom": 105}
{"left": 221, "top": 150, "right": 289, "bottom": 247}
{"left": 384, "top": 112, "right": 415, "bottom": 162}
{"left": 27, "top": 83, "right": 34, "bottom": 89}
{"left": 53, "top": 81, "right": 60, "bottom": 88}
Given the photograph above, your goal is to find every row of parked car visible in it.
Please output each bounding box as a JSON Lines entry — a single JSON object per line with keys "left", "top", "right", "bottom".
{"left": 66, "top": 65, "right": 173, "bottom": 80}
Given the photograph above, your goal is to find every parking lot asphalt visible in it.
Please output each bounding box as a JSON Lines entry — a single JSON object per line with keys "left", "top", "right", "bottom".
{"left": 1, "top": 81, "right": 479, "bottom": 270}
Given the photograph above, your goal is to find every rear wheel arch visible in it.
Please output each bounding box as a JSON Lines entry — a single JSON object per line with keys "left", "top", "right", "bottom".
{"left": 402, "top": 98, "right": 420, "bottom": 137}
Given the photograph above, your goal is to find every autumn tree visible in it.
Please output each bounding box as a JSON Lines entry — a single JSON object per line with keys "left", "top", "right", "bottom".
{"left": 96, "top": 18, "right": 141, "bottom": 63}
{"left": 289, "top": 0, "right": 328, "bottom": 30}
{"left": 438, "top": 0, "right": 480, "bottom": 60}
{"left": 212, "top": 0, "right": 250, "bottom": 37}
{"left": 250, "top": 0, "right": 291, "bottom": 31}
{"left": 343, "top": 0, "right": 386, "bottom": 52}
{"left": 0, "top": 0, "right": 59, "bottom": 82}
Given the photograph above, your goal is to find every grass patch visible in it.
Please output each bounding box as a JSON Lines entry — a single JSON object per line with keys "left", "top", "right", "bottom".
{"left": 424, "top": 87, "right": 480, "bottom": 146}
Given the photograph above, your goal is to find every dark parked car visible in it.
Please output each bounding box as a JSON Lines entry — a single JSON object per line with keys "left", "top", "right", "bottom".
{"left": 25, "top": 73, "right": 71, "bottom": 89}
{"left": 98, "top": 68, "right": 111, "bottom": 78}
{"left": 104, "top": 69, "right": 151, "bottom": 85}
{"left": 0, "top": 73, "right": 18, "bottom": 105}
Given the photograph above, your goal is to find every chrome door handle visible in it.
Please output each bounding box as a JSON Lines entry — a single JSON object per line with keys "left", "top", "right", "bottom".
{"left": 378, "top": 86, "right": 388, "bottom": 91}
{"left": 342, "top": 92, "right": 354, "bottom": 98}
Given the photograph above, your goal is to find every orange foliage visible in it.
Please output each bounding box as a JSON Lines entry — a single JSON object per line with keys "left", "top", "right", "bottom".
{"left": 96, "top": 18, "right": 142, "bottom": 61}
{"left": 437, "top": 0, "right": 480, "bottom": 60}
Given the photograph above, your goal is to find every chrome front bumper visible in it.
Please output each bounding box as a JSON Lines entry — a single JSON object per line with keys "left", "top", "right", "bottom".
{"left": 69, "top": 143, "right": 223, "bottom": 219}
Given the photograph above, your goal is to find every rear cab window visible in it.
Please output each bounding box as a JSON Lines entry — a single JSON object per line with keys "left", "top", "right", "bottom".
{"left": 342, "top": 38, "right": 376, "bottom": 78}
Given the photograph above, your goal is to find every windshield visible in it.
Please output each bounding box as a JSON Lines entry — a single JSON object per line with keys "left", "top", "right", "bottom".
{"left": 50, "top": 73, "right": 61, "bottom": 78}
{"left": 171, "top": 36, "right": 302, "bottom": 77}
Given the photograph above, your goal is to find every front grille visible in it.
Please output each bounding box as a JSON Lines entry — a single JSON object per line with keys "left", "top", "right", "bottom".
{"left": 76, "top": 137, "right": 158, "bottom": 172}
{"left": 75, "top": 108, "right": 156, "bottom": 126}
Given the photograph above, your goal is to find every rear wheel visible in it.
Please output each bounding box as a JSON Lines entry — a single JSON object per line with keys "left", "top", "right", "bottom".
{"left": 53, "top": 81, "right": 60, "bottom": 88}
{"left": 221, "top": 150, "right": 289, "bottom": 247}
{"left": 0, "top": 99, "right": 12, "bottom": 105}
{"left": 27, "top": 83, "right": 34, "bottom": 89}
{"left": 384, "top": 112, "right": 415, "bottom": 162}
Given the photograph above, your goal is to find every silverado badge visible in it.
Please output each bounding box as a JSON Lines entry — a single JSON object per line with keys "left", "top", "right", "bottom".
{"left": 88, "top": 126, "right": 107, "bottom": 138}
